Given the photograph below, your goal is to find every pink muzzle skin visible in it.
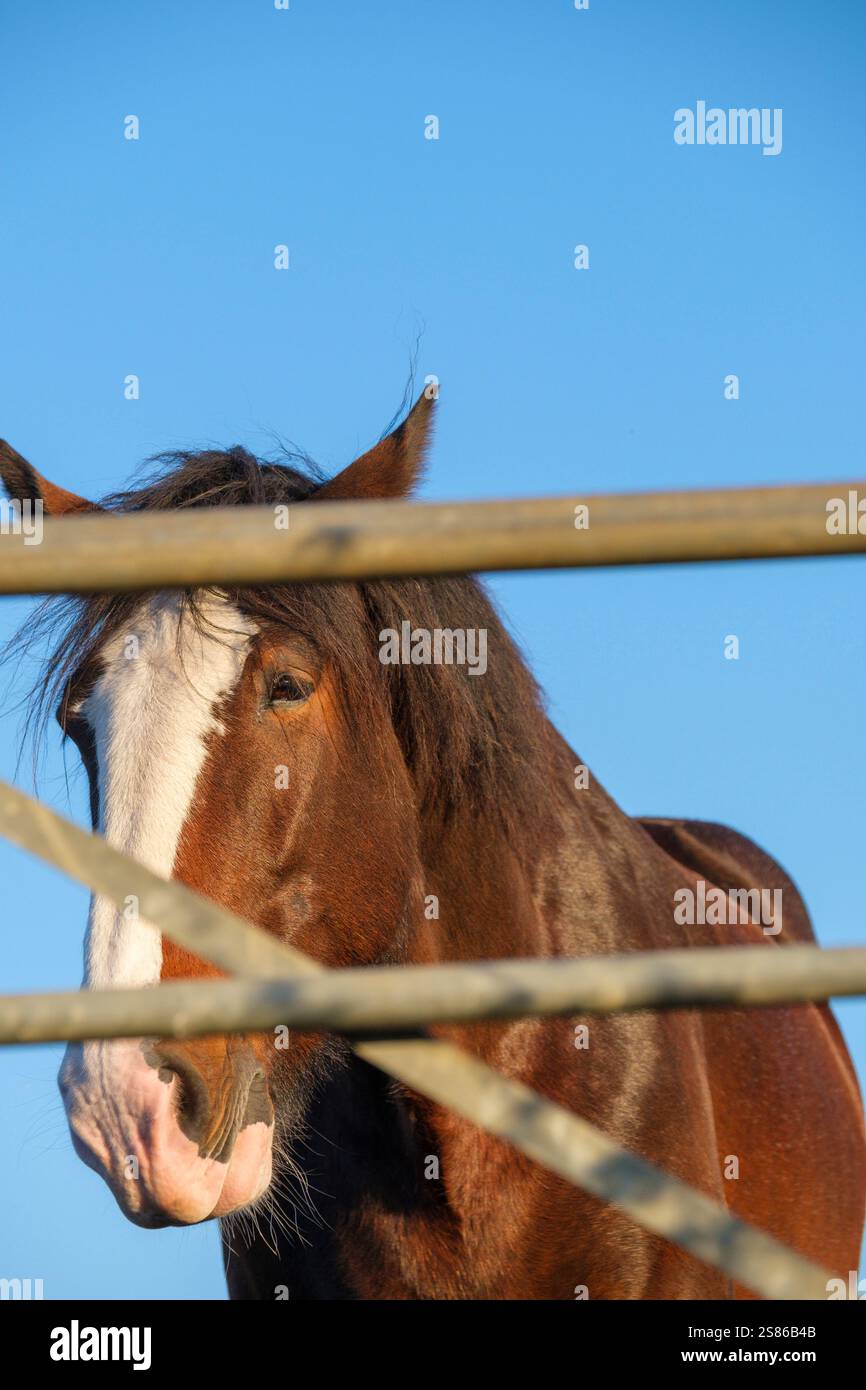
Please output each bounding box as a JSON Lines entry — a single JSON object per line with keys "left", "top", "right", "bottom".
{"left": 59, "top": 1040, "right": 274, "bottom": 1227}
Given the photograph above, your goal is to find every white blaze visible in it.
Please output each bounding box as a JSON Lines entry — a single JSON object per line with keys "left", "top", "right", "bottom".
{"left": 80, "top": 592, "right": 255, "bottom": 987}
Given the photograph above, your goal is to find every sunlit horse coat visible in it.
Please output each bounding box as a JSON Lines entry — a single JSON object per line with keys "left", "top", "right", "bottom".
{"left": 1, "top": 395, "right": 863, "bottom": 1299}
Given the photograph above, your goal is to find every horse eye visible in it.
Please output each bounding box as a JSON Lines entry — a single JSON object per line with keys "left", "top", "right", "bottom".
{"left": 268, "top": 673, "right": 313, "bottom": 707}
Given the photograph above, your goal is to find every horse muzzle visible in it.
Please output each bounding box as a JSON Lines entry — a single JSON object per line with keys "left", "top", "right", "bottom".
{"left": 58, "top": 1037, "right": 274, "bottom": 1227}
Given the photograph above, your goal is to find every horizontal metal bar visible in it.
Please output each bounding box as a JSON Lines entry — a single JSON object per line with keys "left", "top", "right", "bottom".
{"left": 0, "top": 778, "right": 833, "bottom": 1299}
{"left": 0, "top": 482, "right": 863, "bottom": 593}
{"left": 2, "top": 943, "right": 865, "bottom": 1046}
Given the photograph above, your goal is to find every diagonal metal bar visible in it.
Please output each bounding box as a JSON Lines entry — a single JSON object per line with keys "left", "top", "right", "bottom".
{"left": 0, "top": 778, "right": 835, "bottom": 1299}
{"left": 0, "top": 781, "right": 314, "bottom": 979}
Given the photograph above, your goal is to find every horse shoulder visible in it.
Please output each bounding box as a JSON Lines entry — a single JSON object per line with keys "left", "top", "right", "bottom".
{"left": 636, "top": 815, "right": 814, "bottom": 943}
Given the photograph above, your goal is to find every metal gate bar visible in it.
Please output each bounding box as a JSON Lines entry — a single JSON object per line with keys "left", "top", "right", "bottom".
{"left": 0, "top": 779, "right": 834, "bottom": 1300}
{"left": 0, "top": 480, "right": 863, "bottom": 593}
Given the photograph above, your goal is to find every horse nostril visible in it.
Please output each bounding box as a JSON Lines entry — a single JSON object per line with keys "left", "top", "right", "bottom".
{"left": 171, "top": 1063, "right": 211, "bottom": 1141}
{"left": 142, "top": 1043, "right": 212, "bottom": 1147}
{"left": 242, "top": 1066, "right": 274, "bottom": 1129}
{"left": 140, "top": 1041, "right": 273, "bottom": 1163}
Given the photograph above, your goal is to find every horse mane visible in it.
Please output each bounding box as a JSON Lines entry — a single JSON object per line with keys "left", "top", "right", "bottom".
{"left": 7, "top": 443, "right": 553, "bottom": 849}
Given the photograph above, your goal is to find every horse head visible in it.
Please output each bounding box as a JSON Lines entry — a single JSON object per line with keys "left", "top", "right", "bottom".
{"left": 0, "top": 393, "right": 544, "bottom": 1232}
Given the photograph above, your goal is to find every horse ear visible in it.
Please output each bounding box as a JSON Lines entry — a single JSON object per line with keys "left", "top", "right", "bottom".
{"left": 315, "top": 390, "right": 435, "bottom": 502}
{"left": 0, "top": 440, "right": 99, "bottom": 515}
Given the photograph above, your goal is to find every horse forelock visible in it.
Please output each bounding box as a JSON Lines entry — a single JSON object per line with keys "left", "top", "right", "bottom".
{"left": 8, "top": 441, "right": 552, "bottom": 856}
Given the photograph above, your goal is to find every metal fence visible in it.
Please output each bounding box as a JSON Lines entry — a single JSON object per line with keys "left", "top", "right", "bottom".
{"left": 2, "top": 479, "right": 865, "bottom": 1302}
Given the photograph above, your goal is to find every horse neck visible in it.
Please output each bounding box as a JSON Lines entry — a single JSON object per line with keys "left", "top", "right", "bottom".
{"left": 408, "top": 720, "right": 596, "bottom": 967}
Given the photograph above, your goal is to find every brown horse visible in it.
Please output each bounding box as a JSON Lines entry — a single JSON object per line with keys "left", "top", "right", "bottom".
{"left": 2, "top": 394, "right": 864, "bottom": 1299}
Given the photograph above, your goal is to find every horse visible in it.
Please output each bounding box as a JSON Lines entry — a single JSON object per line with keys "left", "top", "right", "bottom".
{"left": 2, "top": 392, "right": 864, "bottom": 1299}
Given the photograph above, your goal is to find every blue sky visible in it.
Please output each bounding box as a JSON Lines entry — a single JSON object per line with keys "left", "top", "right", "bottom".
{"left": 0, "top": 1, "right": 864, "bottom": 1299}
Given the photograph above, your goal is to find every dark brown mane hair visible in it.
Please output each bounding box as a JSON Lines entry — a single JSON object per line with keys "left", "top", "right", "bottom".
{"left": 8, "top": 444, "right": 552, "bottom": 847}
